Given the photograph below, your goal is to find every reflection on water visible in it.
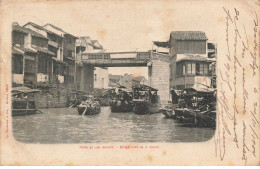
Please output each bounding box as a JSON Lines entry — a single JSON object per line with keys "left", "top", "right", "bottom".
{"left": 12, "top": 107, "right": 215, "bottom": 143}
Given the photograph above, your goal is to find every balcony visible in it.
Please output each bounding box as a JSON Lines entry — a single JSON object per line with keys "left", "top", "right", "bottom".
{"left": 48, "top": 40, "right": 59, "bottom": 48}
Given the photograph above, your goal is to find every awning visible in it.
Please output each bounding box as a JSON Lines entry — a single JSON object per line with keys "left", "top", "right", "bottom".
{"left": 12, "top": 86, "right": 41, "bottom": 96}
{"left": 153, "top": 41, "right": 169, "bottom": 48}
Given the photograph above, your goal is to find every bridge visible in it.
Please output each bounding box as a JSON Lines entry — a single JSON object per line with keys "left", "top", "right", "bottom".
{"left": 77, "top": 51, "right": 170, "bottom": 101}
{"left": 80, "top": 51, "right": 151, "bottom": 67}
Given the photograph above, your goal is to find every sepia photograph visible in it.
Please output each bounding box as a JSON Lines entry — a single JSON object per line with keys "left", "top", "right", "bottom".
{"left": 0, "top": 0, "right": 259, "bottom": 166}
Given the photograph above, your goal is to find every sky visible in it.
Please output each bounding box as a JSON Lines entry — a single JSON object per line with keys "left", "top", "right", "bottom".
{"left": 4, "top": 0, "right": 228, "bottom": 78}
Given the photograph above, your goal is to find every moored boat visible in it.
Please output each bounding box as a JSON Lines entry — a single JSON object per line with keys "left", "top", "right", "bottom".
{"left": 174, "top": 87, "right": 217, "bottom": 127}
{"left": 12, "top": 86, "right": 41, "bottom": 116}
{"left": 109, "top": 87, "right": 133, "bottom": 112}
{"left": 132, "top": 84, "right": 160, "bottom": 114}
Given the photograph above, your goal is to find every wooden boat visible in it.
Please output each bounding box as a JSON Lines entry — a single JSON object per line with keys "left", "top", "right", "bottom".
{"left": 109, "top": 87, "right": 133, "bottom": 112}
{"left": 67, "top": 90, "right": 89, "bottom": 107}
{"left": 77, "top": 98, "right": 101, "bottom": 115}
{"left": 174, "top": 87, "right": 217, "bottom": 127}
{"left": 12, "top": 86, "right": 41, "bottom": 116}
{"left": 132, "top": 84, "right": 160, "bottom": 114}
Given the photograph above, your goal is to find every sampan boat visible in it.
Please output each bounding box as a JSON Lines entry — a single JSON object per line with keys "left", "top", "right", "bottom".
{"left": 77, "top": 99, "right": 101, "bottom": 115}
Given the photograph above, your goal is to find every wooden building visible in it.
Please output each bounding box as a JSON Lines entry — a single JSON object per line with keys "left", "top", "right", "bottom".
{"left": 12, "top": 23, "right": 55, "bottom": 87}
{"left": 168, "top": 31, "right": 215, "bottom": 89}
{"left": 43, "top": 23, "right": 77, "bottom": 85}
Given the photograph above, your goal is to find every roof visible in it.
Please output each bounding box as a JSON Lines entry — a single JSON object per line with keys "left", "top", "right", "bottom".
{"left": 13, "top": 24, "right": 48, "bottom": 39}
{"left": 176, "top": 54, "right": 208, "bottom": 62}
{"left": 24, "top": 22, "right": 62, "bottom": 37}
{"left": 170, "top": 31, "right": 208, "bottom": 40}
{"left": 153, "top": 41, "right": 169, "bottom": 48}
{"left": 44, "top": 23, "right": 77, "bottom": 38}
{"left": 12, "top": 86, "right": 41, "bottom": 95}
{"left": 13, "top": 45, "right": 37, "bottom": 54}
{"left": 133, "top": 84, "right": 158, "bottom": 91}
{"left": 12, "top": 47, "right": 24, "bottom": 55}
{"left": 32, "top": 46, "right": 55, "bottom": 55}
{"left": 183, "top": 87, "right": 216, "bottom": 94}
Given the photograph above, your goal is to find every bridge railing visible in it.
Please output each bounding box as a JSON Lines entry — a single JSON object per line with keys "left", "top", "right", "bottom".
{"left": 80, "top": 52, "right": 151, "bottom": 61}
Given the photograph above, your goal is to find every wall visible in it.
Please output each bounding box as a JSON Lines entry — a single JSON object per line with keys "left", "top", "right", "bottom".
{"left": 35, "top": 84, "right": 71, "bottom": 108}
{"left": 94, "top": 67, "right": 109, "bottom": 89}
{"left": 149, "top": 60, "right": 170, "bottom": 102}
{"left": 82, "top": 64, "right": 94, "bottom": 92}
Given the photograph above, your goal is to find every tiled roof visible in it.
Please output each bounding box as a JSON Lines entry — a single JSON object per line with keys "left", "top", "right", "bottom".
{"left": 170, "top": 31, "right": 207, "bottom": 40}
{"left": 44, "top": 23, "right": 77, "bottom": 38}
{"left": 24, "top": 22, "right": 62, "bottom": 37}
{"left": 12, "top": 24, "right": 48, "bottom": 39}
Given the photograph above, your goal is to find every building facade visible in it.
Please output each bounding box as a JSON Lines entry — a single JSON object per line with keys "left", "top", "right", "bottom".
{"left": 12, "top": 23, "right": 56, "bottom": 87}
{"left": 43, "top": 23, "right": 77, "bottom": 86}
{"left": 168, "top": 31, "right": 215, "bottom": 89}
{"left": 94, "top": 67, "right": 109, "bottom": 89}
{"left": 23, "top": 22, "right": 65, "bottom": 84}
{"left": 75, "top": 36, "right": 106, "bottom": 91}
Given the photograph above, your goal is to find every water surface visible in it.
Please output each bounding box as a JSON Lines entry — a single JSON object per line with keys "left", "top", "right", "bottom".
{"left": 12, "top": 107, "right": 215, "bottom": 143}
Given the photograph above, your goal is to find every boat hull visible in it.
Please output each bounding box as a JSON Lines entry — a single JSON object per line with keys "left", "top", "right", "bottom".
{"left": 133, "top": 101, "right": 159, "bottom": 114}
{"left": 110, "top": 100, "right": 133, "bottom": 112}
{"left": 175, "top": 108, "right": 216, "bottom": 127}
{"left": 12, "top": 109, "right": 37, "bottom": 116}
{"left": 160, "top": 108, "right": 176, "bottom": 119}
{"left": 77, "top": 105, "right": 101, "bottom": 115}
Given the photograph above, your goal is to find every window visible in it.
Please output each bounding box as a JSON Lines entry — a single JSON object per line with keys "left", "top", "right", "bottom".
{"left": 191, "top": 63, "right": 196, "bottom": 75}
{"left": 182, "top": 64, "right": 186, "bottom": 75}
{"left": 204, "top": 64, "right": 209, "bottom": 75}
{"left": 12, "top": 55, "right": 23, "bottom": 74}
{"left": 186, "top": 63, "right": 191, "bottom": 75}
{"left": 38, "top": 55, "right": 47, "bottom": 74}
{"left": 12, "top": 32, "right": 25, "bottom": 46}
{"left": 94, "top": 74, "right": 97, "bottom": 81}
{"left": 199, "top": 64, "right": 204, "bottom": 75}
{"left": 102, "top": 78, "right": 104, "bottom": 89}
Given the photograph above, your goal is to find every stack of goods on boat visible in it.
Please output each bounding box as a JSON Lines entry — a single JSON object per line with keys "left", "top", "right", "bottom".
{"left": 67, "top": 90, "right": 88, "bottom": 108}
{"left": 109, "top": 87, "right": 133, "bottom": 113}
{"left": 132, "top": 84, "right": 160, "bottom": 115}
{"left": 96, "top": 89, "right": 115, "bottom": 106}
{"left": 77, "top": 94, "right": 101, "bottom": 115}
{"left": 12, "top": 86, "right": 41, "bottom": 116}
{"left": 165, "top": 87, "right": 216, "bottom": 128}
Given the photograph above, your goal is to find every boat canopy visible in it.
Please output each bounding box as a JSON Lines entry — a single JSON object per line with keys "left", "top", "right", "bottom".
{"left": 119, "top": 88, "right": 133, "bottom": 93}
{"left": 182, "top": 87, "right": 216, "bottom": 97}
{"left": 133, "top": 84, "right": 158, "bottom": 91}
{"left": 12, "top": 86, "right": 40, "bottom": 96}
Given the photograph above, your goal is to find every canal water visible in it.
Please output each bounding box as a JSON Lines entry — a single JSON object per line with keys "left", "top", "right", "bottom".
{"left": 12, "top": 107, "right": 215, "bottom": 143}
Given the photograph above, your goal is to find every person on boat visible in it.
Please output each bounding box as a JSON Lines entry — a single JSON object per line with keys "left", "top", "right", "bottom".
{"left": 151, "top": 92, "right": 157, "bottom": 103}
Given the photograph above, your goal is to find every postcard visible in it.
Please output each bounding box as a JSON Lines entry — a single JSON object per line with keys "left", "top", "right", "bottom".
{"left": 0, "top": 0, "right": 259, "bottom": 166}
